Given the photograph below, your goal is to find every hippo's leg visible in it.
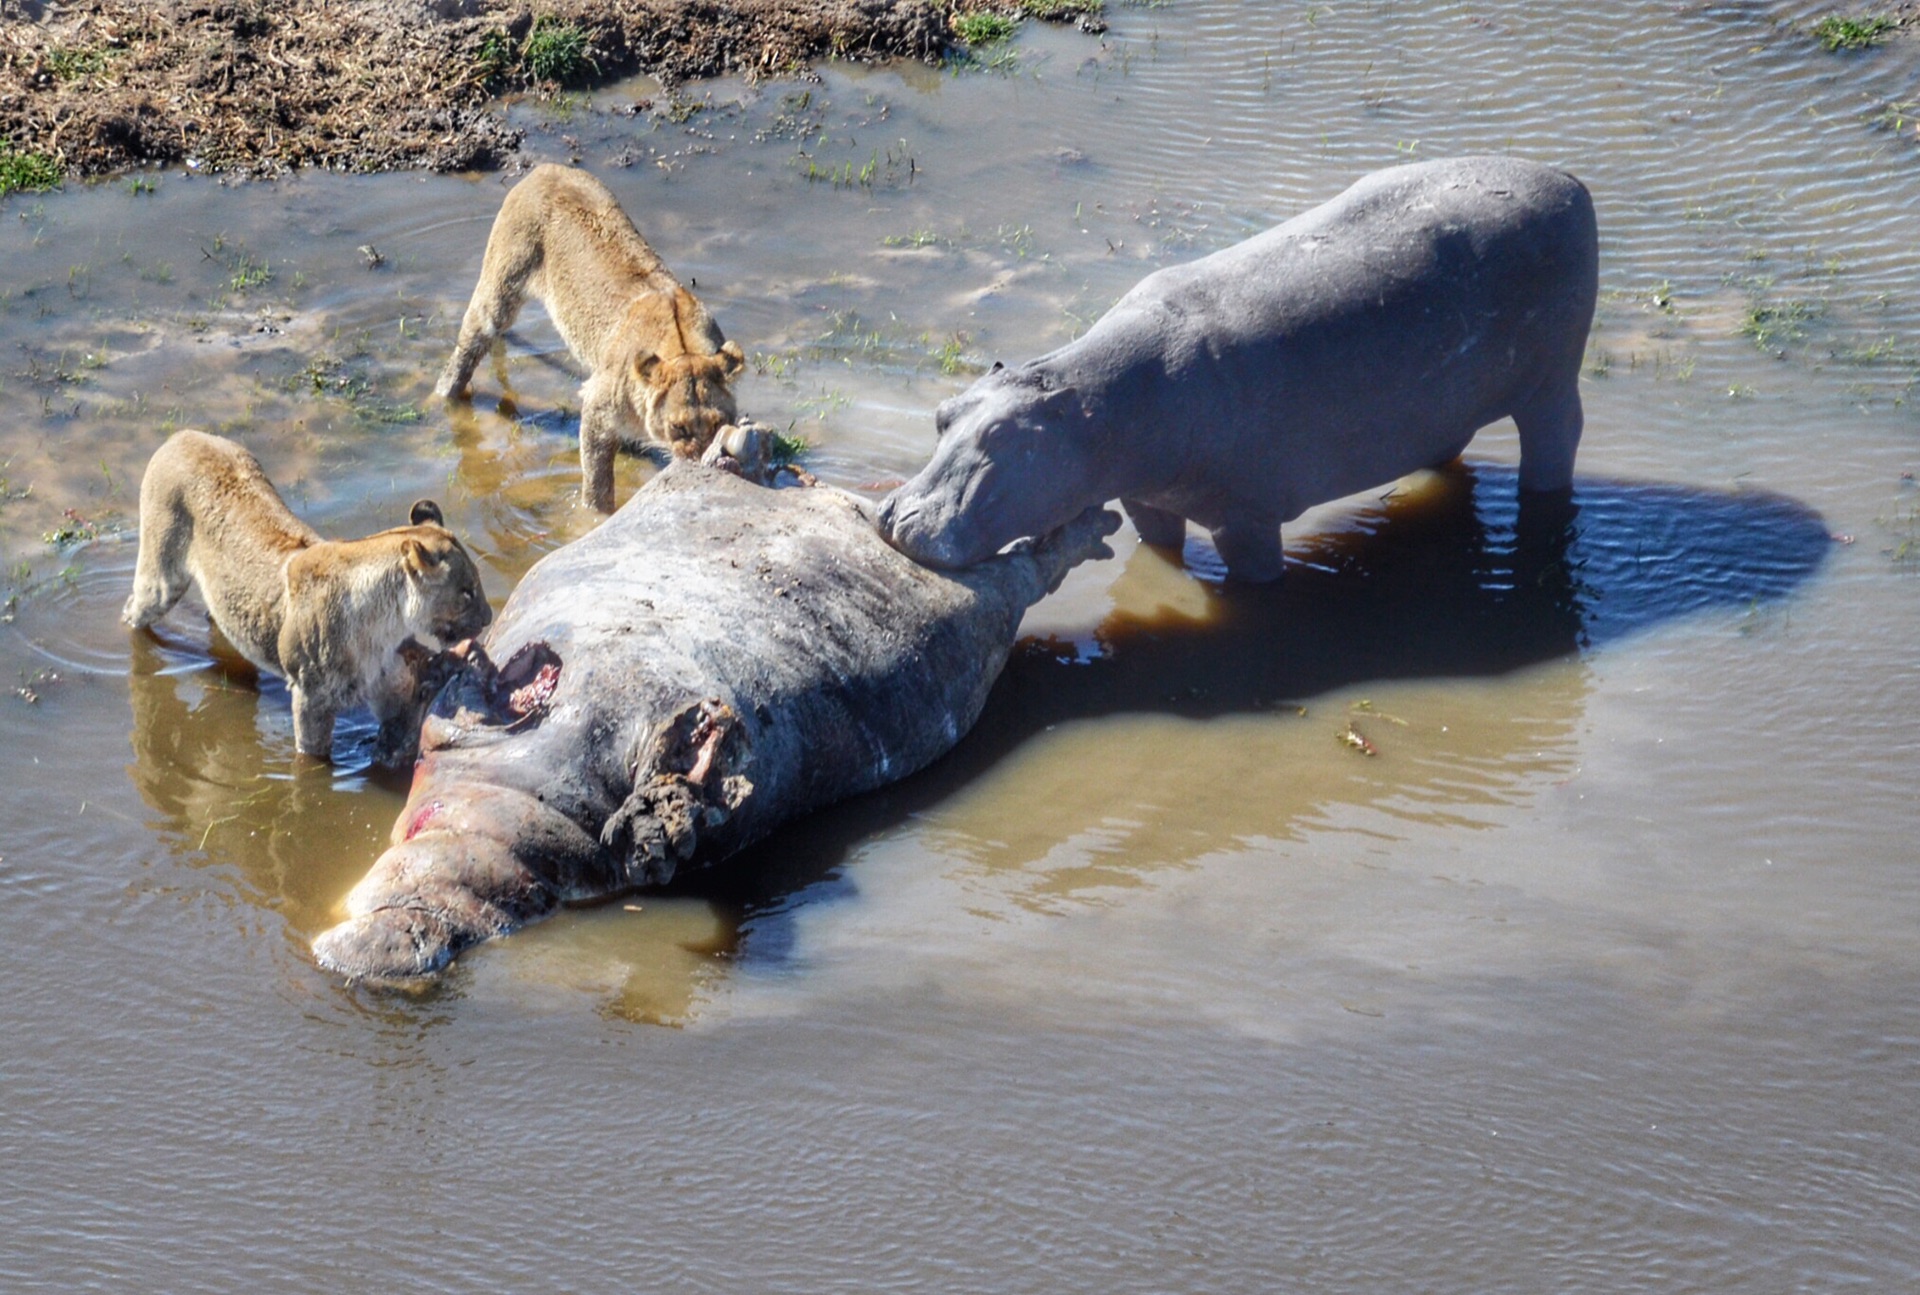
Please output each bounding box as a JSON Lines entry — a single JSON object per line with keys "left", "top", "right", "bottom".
{"left": 1122, "top": 498, "right": 1188, "bottom": 549}
{"left": 1210, "top": 516, "right": 1285, "bottom": 583}
{"left": 1512, "top": 370, "right": 1583, "bottom": 493}
{"left": 1428, "top": 437, "right": 1474, "bottom": 471}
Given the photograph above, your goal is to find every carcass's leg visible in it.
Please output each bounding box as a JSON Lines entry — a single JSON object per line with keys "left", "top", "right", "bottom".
{"left": 313, "top": 821, "right": 568, "bottom": 980}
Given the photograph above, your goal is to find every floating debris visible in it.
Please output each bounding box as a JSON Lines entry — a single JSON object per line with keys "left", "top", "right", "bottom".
{"left": 15, "top": 668, "right": 60, "bottom": 704}
{"left": 1350, "top": 698, "right": 1409, "bottom": 727}
{"left": 1338, "top": 722, "right": 1378, "bottom": 757}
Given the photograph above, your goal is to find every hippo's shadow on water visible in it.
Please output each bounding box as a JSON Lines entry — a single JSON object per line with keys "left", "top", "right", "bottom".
{"left": 686, "top": 461, "right": 1832, "bottom": 965}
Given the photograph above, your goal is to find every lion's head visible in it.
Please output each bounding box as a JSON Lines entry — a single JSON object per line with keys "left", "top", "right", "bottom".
{"left": 399, "top": 499, "right": 493, "bottom": 647}
{"left": 630, "top": 340, "right": 746, "bottom": 458}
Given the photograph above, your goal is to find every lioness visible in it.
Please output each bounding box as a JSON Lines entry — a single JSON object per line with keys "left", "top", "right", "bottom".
{"left": 122, "top": 430, "right": 493, "bottom": 764}
{"left": 434, "top": 164, "right": 746, "bottom": 512}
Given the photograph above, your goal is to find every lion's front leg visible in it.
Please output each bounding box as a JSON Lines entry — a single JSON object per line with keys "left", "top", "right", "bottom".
{"left": 289, "top": 683, "right": 338, "bottom": 762}
{"left": 366, "top": 641, "right": 443, "bottom": 767}
{"left": 122, "top": 483, "right": 195, "bottom": 630}
{"left": 578, "top": 377, "right": 622, "bottom": 513}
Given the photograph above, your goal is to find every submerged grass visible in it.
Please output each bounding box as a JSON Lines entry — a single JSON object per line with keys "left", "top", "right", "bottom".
{"left": 1811, "top": 15, "right": 1899, "bottom": 51}
{"left": 1738, "top": 299, "right": 1824, "bottom": 351}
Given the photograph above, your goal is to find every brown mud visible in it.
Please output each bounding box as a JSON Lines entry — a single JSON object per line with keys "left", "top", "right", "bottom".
{"left": 0, "top": 0, "right": 1089, "bottom": 178}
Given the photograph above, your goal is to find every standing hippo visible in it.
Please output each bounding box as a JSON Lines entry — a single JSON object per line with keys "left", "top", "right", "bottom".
{"left": 878, "top": 155, "right": 1598, "bottom": 581}
{"left": 312, "top": 459, "right": 1118, "bottom": 981}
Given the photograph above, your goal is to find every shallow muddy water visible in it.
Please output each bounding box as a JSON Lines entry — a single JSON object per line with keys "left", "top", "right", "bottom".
{"left": 4, "top": 2, "right": 1919, "bottom": 1290}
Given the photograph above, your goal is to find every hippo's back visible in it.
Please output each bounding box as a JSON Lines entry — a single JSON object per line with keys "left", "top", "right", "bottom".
{"left": 1114, "top": 156, "right": 1596, "bottom": 517}
{"left": 1156, "top": 155, "right": 1595, "bottom": 351}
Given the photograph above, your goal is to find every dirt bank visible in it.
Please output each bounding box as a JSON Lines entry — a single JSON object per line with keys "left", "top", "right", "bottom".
{"left": 0, "top": 1, "right": 1098, "bottom": 178}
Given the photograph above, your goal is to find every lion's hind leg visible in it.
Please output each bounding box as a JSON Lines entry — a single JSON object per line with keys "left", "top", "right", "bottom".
{"left": 436, "top": 198, "right": 544, "bottom": 399}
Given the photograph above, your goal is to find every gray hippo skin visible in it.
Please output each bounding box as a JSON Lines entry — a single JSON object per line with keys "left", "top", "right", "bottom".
{"left": 878, "top": 155, "right": 1599, "bottom": 581}
{"left": 312, "top": 461, "right": 1117, "bottom": 980}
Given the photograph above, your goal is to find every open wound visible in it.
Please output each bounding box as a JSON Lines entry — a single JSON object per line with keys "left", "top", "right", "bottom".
{"left": 426, "top": 639, "right": 565, "bottom": 743}
{"left": 601, "top": 698, "right": 754, "bottom": 888}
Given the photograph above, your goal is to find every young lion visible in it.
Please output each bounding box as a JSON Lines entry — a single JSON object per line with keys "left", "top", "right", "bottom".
{"left": 122, "top": 430, "right": 494, "bottom": 764}
{"left": 434, "top": 164, "right": 747, "bottom": 512}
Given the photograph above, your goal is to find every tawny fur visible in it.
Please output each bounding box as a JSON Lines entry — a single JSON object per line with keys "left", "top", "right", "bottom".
{"left": 122, "top": 430, "right": 493, "bottom": 762}
{"left": 434, "top": 164, "right": 746, "bottom": 512}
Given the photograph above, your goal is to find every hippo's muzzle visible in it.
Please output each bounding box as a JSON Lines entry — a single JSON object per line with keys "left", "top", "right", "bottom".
{"left": 877, "top": 493, "right": 990, "bottom": 570}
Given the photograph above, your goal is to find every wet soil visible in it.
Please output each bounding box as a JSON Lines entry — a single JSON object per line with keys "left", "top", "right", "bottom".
{"left": 0, "top": 0, "right": 989, "bottom": 177}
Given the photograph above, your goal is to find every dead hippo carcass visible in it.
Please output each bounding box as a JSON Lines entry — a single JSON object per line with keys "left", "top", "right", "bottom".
{"left": 313, "top": 460, "right": 1118, "bottom": 980}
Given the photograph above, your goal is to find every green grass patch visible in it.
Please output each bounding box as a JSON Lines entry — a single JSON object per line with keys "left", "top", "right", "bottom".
{"left": 45, "top": 45, "right": 112, "bottom": 81}
{"left": 769, "top": 432, "right": 810, "bottom": 467}
{"left": 1020, "top": 0, "right": 1105, "bottom": 17}
{"left": 0, "top": 143, "right": 60, "bottom": 197}
{"left": 1812, "top": 14, "right": 1898, "bottom": 51}
{"left": 476, "top": 28, "right": 517, "bottom": 81}
{"left": 523, "top": 17, "right": 593, "bottom": 83}
{"left": 930, "top": 334, "right": 977, "bottom": 375}
{"left": 954, "top": 12, "right": 1018, "bottom": 45}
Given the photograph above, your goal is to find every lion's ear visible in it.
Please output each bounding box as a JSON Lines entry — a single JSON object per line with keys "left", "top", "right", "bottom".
{"left": 631, "top": 350, "right": 662, "bottom": 385}
{"left": 408, "top": 499, "right": 444, "bottom": 527}
{"left": 402, "top": 538, "right": 443, "bottom": 576}
{"left": 717, "top": 340, "right": 745, "bottom": 379}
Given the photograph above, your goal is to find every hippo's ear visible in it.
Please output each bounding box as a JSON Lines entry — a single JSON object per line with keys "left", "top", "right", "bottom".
{"left": 631, "top": 350, "right": 662, "bottom": 386}
{"left": 408, "top": 499, "right": 444, "bottom": 527}
{"left": 1036, "top": 384, "right": 1081, "bottom": 416}
{"left": 933, "top": 397, "right": 957, "bottom": 437}
{"left": 991, "top": 360, "right": 1005, "bottom": 374}
{"left": 717, "top": 340, "right": 745, "bottom": 379}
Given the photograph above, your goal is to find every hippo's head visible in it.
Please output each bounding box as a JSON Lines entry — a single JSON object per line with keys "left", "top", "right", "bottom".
{"left": 879, "top": 364, "right": 1100, "bottom": 569}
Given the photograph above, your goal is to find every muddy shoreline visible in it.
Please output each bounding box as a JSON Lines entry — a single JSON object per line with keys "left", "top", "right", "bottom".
{"left": 1, "top": 0, "right": 1104, "bottom": 178}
